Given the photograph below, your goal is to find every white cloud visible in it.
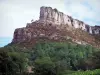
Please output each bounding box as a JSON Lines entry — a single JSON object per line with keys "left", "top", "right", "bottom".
{"left": 64, "top": 0, "right": 100, "bottom": 25}
{"left": 0, "top": 0, "right": 100, "bottom": 37}
{"left": 0, "top": 0, "right": 65, "bottom": 37}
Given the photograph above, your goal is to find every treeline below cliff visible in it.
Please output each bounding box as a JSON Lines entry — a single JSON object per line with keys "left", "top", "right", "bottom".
{"left": 0, "top": 41, "right": 100, "bottom": 75}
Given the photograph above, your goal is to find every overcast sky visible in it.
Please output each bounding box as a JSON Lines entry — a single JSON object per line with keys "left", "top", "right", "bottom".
{"left": 0, "top": 0, "right": 100, "bottom": 38}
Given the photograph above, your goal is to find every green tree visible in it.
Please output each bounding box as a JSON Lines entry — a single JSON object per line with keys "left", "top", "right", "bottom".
{"left": 34, "top": 57, "right": 56, "bottom": 75}
{"left": 0, "top": 51, "right": 28, "bottom": 75}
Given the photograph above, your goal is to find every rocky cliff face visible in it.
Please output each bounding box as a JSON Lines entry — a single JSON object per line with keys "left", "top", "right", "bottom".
{"left": 12, "top": 6, "right": 100, "bottom": 47}
{"left": 92, "top": 26, "right": 100, "bottom": 34}
{"left": 12, "top": 21, "right": 68, "bottom": 43}
{"left": 39, "top": 6, "right": 86, "bottom": 31}
{"left": 39, "top": 6, "right": 100, "bottom": 34}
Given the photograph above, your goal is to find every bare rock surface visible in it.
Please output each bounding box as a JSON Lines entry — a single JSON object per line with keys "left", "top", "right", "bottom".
{"left": 12, "top": 6, "right": 100, "bottom": 47}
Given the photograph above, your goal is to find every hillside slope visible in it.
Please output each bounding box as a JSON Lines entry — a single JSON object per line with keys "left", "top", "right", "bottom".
{"left": 10, "top": 6, "right": 100, "bottom": 48}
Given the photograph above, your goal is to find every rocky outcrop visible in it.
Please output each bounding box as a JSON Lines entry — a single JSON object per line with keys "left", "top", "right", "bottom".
{"left": 12, "top": 6, "right": 100, "bottom": 47}
{"left": 39, "top": 6, "right": 100, "bottom": 34}
{"left": 39, "top": 6, "right": 86, "bottom": 31}
{"left": 92, "top": 26, "right": 100, "bottom": 34}
{"left": 12, "top": 21, "right": 67, "bottom": 43}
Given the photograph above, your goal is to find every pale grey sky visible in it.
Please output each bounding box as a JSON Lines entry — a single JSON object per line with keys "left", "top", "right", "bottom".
{"left": 0, "top": 0, "right": 100, "bottom": 37}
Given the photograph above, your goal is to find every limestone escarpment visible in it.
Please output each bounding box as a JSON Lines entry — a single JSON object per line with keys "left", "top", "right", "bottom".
{"left": 12, "top": 6, "right": 100, "bottom": 47}
{"left": 39, "top": 6, "right": 100, "bottom": 34}
{"left": 39, "top": 6, "right": 86, "bottom": 31}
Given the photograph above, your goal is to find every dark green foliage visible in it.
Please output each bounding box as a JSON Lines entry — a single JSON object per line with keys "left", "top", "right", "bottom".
{"left": 0, "top": 50, "right": 28, "bottom": 75}
{"left": 33, "top": 42, "right": 99, "bottom": 75}
{"left": 88, "top": 51, "right": 100, "bottom": 69}
{"left": 34, "top": 57, "right": 56, "bottom": 75}
{"left": 0, "top": 41, "right": 100, "bottom": 75}
{"left": 77, "top": 51, "right": 100, "bottom": 70}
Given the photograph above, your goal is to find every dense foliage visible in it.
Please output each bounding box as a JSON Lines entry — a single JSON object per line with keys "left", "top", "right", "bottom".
{"left": 0, "top": 41, "right": 100, "bottom": 75}
{"left": 33, "top": 42, "right": 99, "bottom": 75}
{"left": 0, "top": 48, "right": 28, "bottom": 75}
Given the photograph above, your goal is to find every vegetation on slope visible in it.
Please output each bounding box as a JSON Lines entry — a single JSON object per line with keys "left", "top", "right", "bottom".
{"left": 0, "top": 41, "right": 100, "bottom": 75}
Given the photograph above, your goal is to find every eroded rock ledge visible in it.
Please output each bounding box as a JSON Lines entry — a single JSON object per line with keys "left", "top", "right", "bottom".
{"left": 12, "top": 6, "right": 100, "bottom": 45}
